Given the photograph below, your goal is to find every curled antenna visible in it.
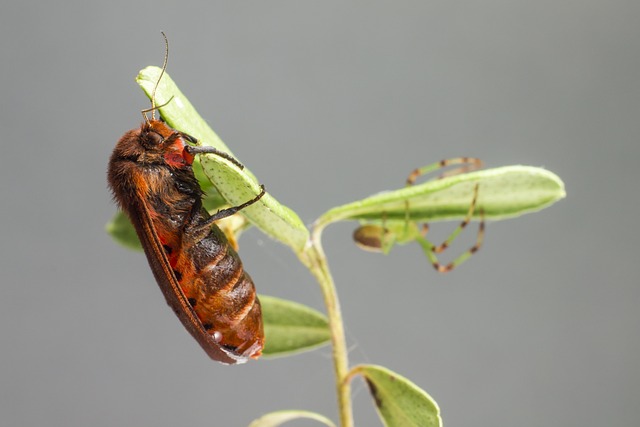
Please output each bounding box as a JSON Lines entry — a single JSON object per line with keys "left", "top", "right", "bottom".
{"left": 143, "top": 32, "right": 169, "bottom": 123}
{"left": 151, "top": 32, "right": 169, "bottom": 120}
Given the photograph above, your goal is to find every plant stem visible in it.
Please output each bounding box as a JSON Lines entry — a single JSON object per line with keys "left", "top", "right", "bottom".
{"left": 299, "top": 226, "right": 353, "bottom": 427}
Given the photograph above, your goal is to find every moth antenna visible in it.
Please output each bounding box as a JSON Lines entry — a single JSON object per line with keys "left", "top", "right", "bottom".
{"left": 143, "top": 31, "right": 170, "bottom": 123}
{"left": 141, "top": 96, "right": 175, "bottom": 119}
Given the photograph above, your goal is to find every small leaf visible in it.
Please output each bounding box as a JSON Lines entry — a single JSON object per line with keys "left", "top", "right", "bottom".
{"left": 248, "top": 410, "right": 336, "bottom": 427}
{"left": 260, "top": 295, "right": 330, "bottom": 357}
{"left": 316, "top": 166, "right": 566, "bottom": 229}
{"left": 105, "top": 211, "right": 142, "bottom": 251}
{"left": 136, "top": 66, "right": 309, "bottom": 253}
{"left": 351, "top": 364, "right": 442, "bottom": 427}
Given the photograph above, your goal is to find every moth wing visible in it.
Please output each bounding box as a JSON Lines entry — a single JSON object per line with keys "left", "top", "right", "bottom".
{"left": 129, "top": 199, "right": 247, "bottom": 365}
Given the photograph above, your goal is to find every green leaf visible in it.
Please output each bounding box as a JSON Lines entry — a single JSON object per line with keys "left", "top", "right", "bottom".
{"left": 260, "top": 295, "right": 330, "bottom": 357}
{"left": 351, "top": 364, "right": 442, "bottom": 427}
{"left": 105, "top": 211, "right": 142, "bottom": 251}
{"left": 248, "top": 410, "right": 336, "bottom": 427}
{"left": 136, "top": 66, "right": 309, "bottom": 253}
{"left": 198, "top": 153, "right": 308, "bottom": 253}
{"left": 316, "top": 165, "right": 566, "bottom": 229}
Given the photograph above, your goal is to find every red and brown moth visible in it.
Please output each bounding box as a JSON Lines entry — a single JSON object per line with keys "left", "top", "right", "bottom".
{"left": 108, "top": 34, "right": 265, "bottom": 364}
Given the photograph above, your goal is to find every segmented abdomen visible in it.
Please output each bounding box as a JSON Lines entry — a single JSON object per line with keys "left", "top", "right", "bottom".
{"left": 161, "top": 218, "right": 263, "bottom": 359}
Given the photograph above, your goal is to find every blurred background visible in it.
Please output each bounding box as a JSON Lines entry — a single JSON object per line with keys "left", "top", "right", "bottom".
{"left": 1, "top": 2, "right": 638, "bottom": 426}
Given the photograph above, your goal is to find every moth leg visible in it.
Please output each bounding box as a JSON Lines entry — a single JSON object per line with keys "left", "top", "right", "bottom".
{"left": 176, "top": 131, "right": 197, "bottom": 144}
{"left": 208, "top": 185, "right": 266, "bottom": 222}
{"left": 184, "top": 145, "right": 265, "bottom": 234}
{"left": 185, "top": 145, "right": 245, "bottom": 170}
{"left": 190, "top": 185, "right": 266, "bottom": 236}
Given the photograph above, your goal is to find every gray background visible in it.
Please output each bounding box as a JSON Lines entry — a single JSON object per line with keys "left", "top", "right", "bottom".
{"left": 1, "top": 1, "right": 638, "bottom": 426}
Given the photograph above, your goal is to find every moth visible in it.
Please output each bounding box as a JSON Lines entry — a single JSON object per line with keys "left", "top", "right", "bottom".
{"left": 108, "top": 34, "right": 265, "bottom": 364}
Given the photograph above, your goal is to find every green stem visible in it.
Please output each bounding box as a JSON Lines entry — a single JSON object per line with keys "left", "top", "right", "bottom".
{"left": 298, "top": 225, "right": 353, "bottom": 427}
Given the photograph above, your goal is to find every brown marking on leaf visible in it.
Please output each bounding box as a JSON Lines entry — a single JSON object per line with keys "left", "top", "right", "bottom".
{"left": 365, "top": 378, "right": 383, "bottom": 408}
